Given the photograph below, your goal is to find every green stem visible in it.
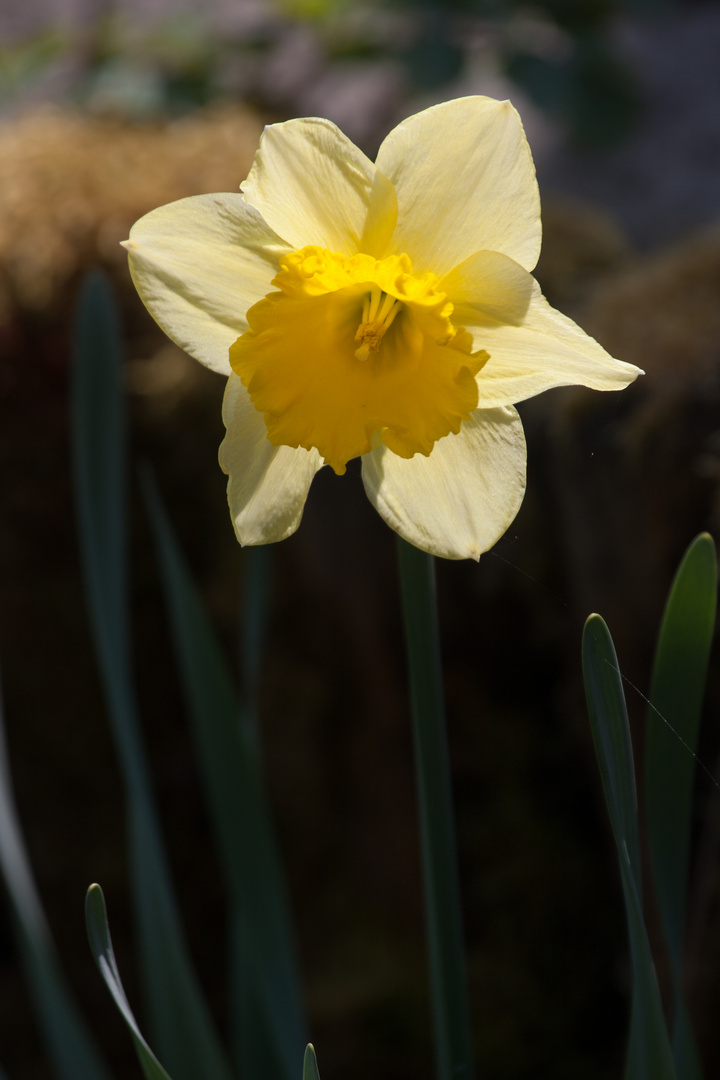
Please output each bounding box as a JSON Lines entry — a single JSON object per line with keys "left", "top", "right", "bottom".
{"left": 396, "top": 537, "right": 475, "bottom": 1080}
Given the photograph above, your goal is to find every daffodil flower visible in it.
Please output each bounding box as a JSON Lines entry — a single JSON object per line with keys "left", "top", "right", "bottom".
{"left": 124, "top": 96, "right": 641, "bottom": 559}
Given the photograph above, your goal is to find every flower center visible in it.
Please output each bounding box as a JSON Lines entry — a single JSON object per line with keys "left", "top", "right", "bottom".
{"left": 229, "top": 246, "right": 488, "bottom": 475}
{"left": 354, "top": 286, "right": 401, "bottom": 361}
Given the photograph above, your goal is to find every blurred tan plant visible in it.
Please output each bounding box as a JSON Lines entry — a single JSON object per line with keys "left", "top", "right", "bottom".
{"left": 0, "top": 104, "right": 263, "bottom": 320}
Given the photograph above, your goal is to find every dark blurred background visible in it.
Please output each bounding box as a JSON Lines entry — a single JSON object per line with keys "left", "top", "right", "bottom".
{"left": 2, "top": 0, "right": 720, "bottom": 1077}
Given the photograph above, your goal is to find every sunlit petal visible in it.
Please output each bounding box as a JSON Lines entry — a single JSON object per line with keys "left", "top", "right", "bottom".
{"left": 377, "top": 97, "right": 541, "bottom": 277}
{"left": 359, "top": 169, "right": 399, "bottom": 260}
{"left": 440, "top": 249, "right": 535, "bottom": 325}
{"left": 466, "top": 287, "right": 641, "bottom": 408}
{"left": 242, "top": 118, "right": 395, "bottom": 255}
{"left": 362, "top": 407, "right": 526, "bottom": 560}
{"left": 126, "top": 194, "right": 289, "bottom": 375}
{"left": 219, "top": 375, "right": 323, "bottom": 544}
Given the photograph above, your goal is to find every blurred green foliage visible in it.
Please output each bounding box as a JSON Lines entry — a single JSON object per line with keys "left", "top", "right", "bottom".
{"left": 397, "top": 0, "right": 646, "bottom": 144}
{"left": 0, "top": 30, "right": 66, "bottom": 100}
{"left": 0, "top": 0, "right": 670, "bottom": 146}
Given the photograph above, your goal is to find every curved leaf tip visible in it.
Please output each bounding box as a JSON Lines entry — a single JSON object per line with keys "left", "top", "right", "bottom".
{"left": 85, "top": 884, "right": 174, "bottom": 1080}
{"left": 303, "top": 1044, "right": 320, "bottom": 1080}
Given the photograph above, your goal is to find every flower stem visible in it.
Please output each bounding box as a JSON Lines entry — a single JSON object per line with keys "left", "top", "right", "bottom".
{"left": 396, "top": 537, "right": 475, "bottom": 1080}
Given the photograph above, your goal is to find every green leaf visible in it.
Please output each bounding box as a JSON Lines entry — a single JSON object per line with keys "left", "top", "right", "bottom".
{"left": 72, "top": 271, "right": 128, "bottom": 694}
{"left": 581, "top": 617, "right": 641, "bottom": 883}
{"left": 645, "top": 533, "right": 716, "bottom": 1079}
{"left": 240, "top": 545, "right": 271, "bottom": 725}
{"left": 71, "top": 271, "right": 234, "bottom": 1080}
{"left": 0, "top": 677, "right": 113, "bottom": 1080}
{"left": 85, "top": 885, "right": 172, "bottom": 1080}
{"left": 582, "top": 615, "right": 675, "bottom": 1080}
{"left": 228, "top": 909, "right": 287, "bottom": 1080}
{"left": 396, "top": 538, "right": 474, "bottom": 1080}
{"left": 140, "top": 471, "right": 306, "bottom": 1080}
{"left": 302, "top": 1045, "right": 321, "bottom": 1080}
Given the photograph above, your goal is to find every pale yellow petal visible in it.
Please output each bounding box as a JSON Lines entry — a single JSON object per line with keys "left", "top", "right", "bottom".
{"left": 458, "top": 280, "right": 643, "bottom": 408}
{"left": 440, "top": 249, "right": 534, "bottom": 325}
{"left": 125, "top": 194, "right": 290, "bottom": 375}
{"left": 376, "top": 97, "right": 541, "bottom": 277}
{"left": 242, "top": 118, "right": 392, "bottom": 255}
{"left": 219, "top": 374, "right": 324, "bottom": 545}
{"left": 361, "top": 407, "right": 526, "bottom": 560}
{"left": 358, "top": 168, "right": 398, "bottom": 260}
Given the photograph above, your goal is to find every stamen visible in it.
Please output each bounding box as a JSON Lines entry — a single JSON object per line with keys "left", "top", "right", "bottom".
{"left": 378, "top": 291, "right": 397, "bottom": 322}
{"left": 366, "top": 284, "right": 382, "bottom": 323}
{"left": 382, "top": 301, "right": 400, "bottom": 329}
{"left": 354, "top": 291, "right": 402, "bottom": 361}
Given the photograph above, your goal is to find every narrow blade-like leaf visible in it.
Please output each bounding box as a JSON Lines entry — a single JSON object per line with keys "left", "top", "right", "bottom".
{"left": 72, "top": 272, "right": 234, "bottom": 1080}
{"left": 240, "top": 545, "right": 271, "bottom": 726}
{"left": 141, "top": 471, "right": 306, "bottom": 1080}
{"left": 582, "top": 614, "right": 675, "bottom": 1080}
{"left": 85, "top": 885, "right": 172, "bottom": 1080}
{"left": 645, "top": 534, "right": 716, "bottom": 1080}
{"left": 396, "top": 538, "right": 474, "bottom": 1080}
{"left": 302, "top": 1045, "right": 321, "bottom": 1080}
{"left": 0, "top": 674, "right": 113, "bottom": 1080}
{"left": 229, "top": 909, "right": 286, "bottom": 1080}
